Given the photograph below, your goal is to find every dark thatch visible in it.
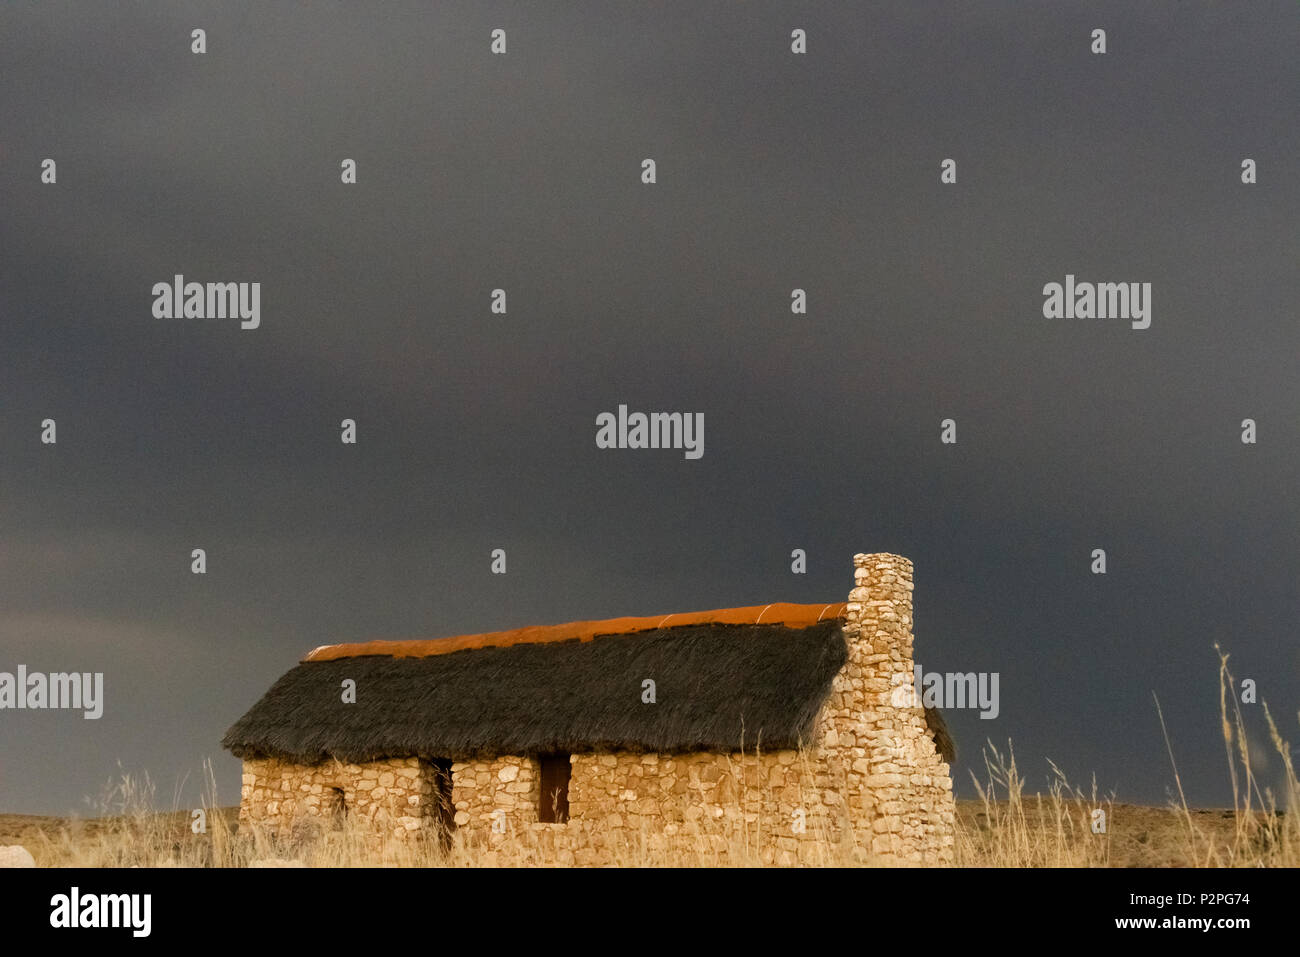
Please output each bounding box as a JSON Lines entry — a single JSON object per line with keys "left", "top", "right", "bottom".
{"left": 222, "top": 620, "right": 956, "bottom": 767}
{"left": 924, "top": 702, "right": 957, "bottom": 765}
{"left": 224, "top": 621, "right": 847, "bottom": 763}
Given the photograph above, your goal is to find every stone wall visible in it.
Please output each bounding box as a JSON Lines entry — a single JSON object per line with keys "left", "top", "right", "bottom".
{"left": 813, "top": 552, "right": 956, "bottom": 862}
{"left": 445, "top": 750, "right": 835, "bottom": 865}
{"left": 450, "top": 755, "right": 540, "bottom": 833}
{"left": 239, "top": 756, "right": 440, "bottom": 840}
{"left": 444, "top": 744, "right": 935, "bottom": 865}
{"left": 564, "top": 750, "right": 823, "bottom": 865}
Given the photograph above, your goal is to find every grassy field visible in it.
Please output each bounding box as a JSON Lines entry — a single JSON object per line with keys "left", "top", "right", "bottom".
{"left": 0, "top": 794, "right": 1284, "bottom": 868}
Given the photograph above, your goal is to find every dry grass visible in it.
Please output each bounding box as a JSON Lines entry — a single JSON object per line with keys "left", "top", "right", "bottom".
{"left": 953, "top": 741, "right": 1114, "bottom": 866}
{"left": 6, "top": 648, "right": 1295, "bottom": 867}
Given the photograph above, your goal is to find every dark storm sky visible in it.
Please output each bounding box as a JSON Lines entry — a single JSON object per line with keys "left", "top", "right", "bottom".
{"left": 1, "top": 2, "right": 1296, "bottom": 815}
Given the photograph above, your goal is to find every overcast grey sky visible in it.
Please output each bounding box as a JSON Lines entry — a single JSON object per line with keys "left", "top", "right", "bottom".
{"left": 1, "top": 2, "right": 1296, "bottom": 815}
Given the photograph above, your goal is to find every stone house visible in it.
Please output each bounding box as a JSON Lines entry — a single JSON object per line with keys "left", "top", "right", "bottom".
{"left": 222, "top": 552, "right": 956, "bottom": 863}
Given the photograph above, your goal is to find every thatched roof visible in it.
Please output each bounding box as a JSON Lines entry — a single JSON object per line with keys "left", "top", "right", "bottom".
{"left": 222, "top": 605, "right": 955, "bottom": 765}
{"left": 924, "top": 703, "right": 957, "bottom": 765}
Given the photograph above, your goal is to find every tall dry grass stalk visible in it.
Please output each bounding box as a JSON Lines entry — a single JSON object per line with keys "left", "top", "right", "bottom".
{"left": 954, "top": 740, "right": 1113, "bottom": 867}
{"left": 1156, "top": 645, "right": 1298, "bottom": 867}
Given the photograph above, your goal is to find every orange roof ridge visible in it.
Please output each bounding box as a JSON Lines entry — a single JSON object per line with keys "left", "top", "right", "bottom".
{"left": 303, "top": 601, "right": 848, "bottom": 662}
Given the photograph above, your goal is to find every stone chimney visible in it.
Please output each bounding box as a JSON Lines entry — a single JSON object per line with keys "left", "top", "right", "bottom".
{"left": 813, "top": 552, "right": 955, "bottom": 863}
{"left": 844, "top": 552, "right": 915, "bottom": 687}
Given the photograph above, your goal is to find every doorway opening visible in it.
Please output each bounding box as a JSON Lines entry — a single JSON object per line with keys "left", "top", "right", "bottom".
{"left": 425, "top": 758, "right": 456, "bottom": 849}
{"left": 538, "top": 753, "right": 571, "bottom": 824}
{"left": 321, "top": 787, "right": 347, "bottom": 829}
